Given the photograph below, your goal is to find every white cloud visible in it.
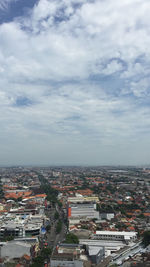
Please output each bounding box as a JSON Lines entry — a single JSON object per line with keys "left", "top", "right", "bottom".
{"left": 131, "top": 78, "right": 150, "bottom": 97}
{"left": 101, "top": 60, "right": 123, "bottom": 75}
{"left": 0, "top": 0, "right": 150, "bottom": 164}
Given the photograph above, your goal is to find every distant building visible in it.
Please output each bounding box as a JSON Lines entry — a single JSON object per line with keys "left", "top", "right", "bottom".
{"left": 68, "top": 195, "right": 99, "bottom": 203}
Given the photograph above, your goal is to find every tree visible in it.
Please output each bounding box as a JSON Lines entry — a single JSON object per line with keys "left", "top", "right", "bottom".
{"left": 137, "top": 214, "right": 145, "bottom": 219}
{"left": 41, "top": 247, "right": 52, "bottom": 258}
{"left": 56, "top": 221, "right": 62, "bottom": 234}
{"left": 37, "top": 174, "right": 58, "bottom": 204}
{"left": 142, "top": 231, "right": 150, "bottom": 247}
{"left": 46, "top": 224, "right": 51, "bottom": 232}
{"left": 30, "top": 248, "right": 52, "bottom": 267}
{"left": 30, "top": 255, "right": 44, "bottom": 267}
{"left": 57, "top": 201, "right": 62, "bottom": 207}
{"left": 54, "top": 211, "right": 59, "bottom": 220}
{"left": 2, "top": 234, "right": 14, "bottom": 242}
{"left": 64, "top": 233, "right": 79, "bottom": 244}
{"left": 17, "top": 197, "right": 22, "bottom": 202}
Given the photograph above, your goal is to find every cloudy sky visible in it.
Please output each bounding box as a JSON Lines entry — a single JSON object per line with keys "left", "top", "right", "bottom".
{"left": 0, "top": 0, "right": 150, "bottom": 166}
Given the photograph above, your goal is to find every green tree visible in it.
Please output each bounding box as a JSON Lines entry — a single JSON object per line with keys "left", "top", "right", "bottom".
{"left": 41, "top": 247, "right": 52, "bottom": 258}
{"left": 54, "top": 211, "right": 59, "bottom": 220}
{"left": 30, "top": 255, "right": 44, "bottom": 267}
{"left": 64, "top": 233, "right": 79, "bottom": 244}
{"left": 137, "top": 214, "right": 145, "bottom": 219}
{"left": 142, "top": 231, "right": 150, "bottom": 247}
{"left": 56, "top": 221, "right": 62, "bottom": 234}
{"left": 37, "top": 174, "right": 58, "bottom": 203}
{"left": 46, "top": 224, "right": 51, "bottom": 232}
{"left": 57, "top": 201, "right": 62, "bottom": 207}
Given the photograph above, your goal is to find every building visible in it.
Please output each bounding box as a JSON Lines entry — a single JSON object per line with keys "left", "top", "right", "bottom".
{"left": 68, "top": 203, "right": 99, "bottom": 219}
{"left": 0, "top": 223, "right": 24, "bottom": 238}
{"left": 68, "top": 195, "right": 99, "bottom": 203}
{"left": 79, "top": 239, "right": 126, "bottom": 257}
{"left": 0, "top": 241, "right": 31, "bottom": 259}
{"left": 100, "top": 213, "right": 114, "bottom": 221}
{"left": 51, "top": 256, "right": 84, "bottom": 267}
{"left": 87, "top": 245, "right": 104, "bottom": 264}
{"left": 50, "top": 244, "right": 85, "bottom": 267}
{"left": 0, "top": 214, "right": 45, "bottom": 238}
{"left": 93, "top": 231, "right": 137, "bottom": 242}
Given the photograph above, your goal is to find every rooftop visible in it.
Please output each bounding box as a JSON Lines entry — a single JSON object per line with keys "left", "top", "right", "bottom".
{"left": 95, "top": 231, "right": 137, "bottom": 236}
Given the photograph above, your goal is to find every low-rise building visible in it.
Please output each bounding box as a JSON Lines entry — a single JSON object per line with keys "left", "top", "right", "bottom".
{"left": 50, "top": 244, "right": 87, "bottom": 267}
{"left": 93, "top": 231, "right": 137, "bottom": 242}
{"left": 0, "top": 241, "right": 31, "bottom": 260}
{"left": 87, "top": 245, "right": 105, "bottom": 265}
{"left": 100, "top": 213, "right": 115, "bottom": 221}
{"left": 79, "top": 239, "right": 126, "bottom": 257}
{"left": 68, "top": 203, "right": 99, "bottom": 219}
{"left": 0, "top": 214, "right": 45, "bottom": 238}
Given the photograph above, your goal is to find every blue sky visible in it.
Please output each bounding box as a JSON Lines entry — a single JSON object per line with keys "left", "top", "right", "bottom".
{"left": 0, "top": 0, "right": 150, "bottom": 166}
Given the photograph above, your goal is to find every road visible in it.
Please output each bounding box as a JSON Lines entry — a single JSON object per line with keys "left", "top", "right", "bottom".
{"left": 45, "top": 205, "right": 68, "bottom": 249}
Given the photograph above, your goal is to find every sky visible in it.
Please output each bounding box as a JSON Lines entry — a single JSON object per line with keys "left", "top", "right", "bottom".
{"left": 0, "top": 0, "right": 150, "bottom": 166}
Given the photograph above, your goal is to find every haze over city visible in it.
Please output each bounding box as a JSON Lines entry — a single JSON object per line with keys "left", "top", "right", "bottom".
{"left": 0, "top": 0, "right": 150, "bottom": 165}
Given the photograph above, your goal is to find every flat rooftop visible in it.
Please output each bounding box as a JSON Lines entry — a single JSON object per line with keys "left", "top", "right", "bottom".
{"left": 80, "top": 239, "right": 125, "bottom": 247}
{"left": 96, "top": 231, "right": 137, "bottom": 236}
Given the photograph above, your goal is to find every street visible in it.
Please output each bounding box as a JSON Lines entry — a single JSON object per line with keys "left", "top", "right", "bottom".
{"left": 44, "top": 204, "right": 68, "bottom": 250}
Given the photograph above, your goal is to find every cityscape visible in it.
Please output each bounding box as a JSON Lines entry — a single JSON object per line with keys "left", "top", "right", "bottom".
{"left": 0, "top": 166, "right": 149, "bottom": 266}
{"left": 0, "top": 0, "right": 150, "bottom": 266}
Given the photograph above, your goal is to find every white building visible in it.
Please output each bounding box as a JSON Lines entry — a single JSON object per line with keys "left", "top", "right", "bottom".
{"left": 0, "top": 214, "right": 45, "bottom": 238}
{"left": 68, "top": 203, "right": 99, "bottom": 219}
{"left": 68, "top": 194, "right": 99, "bottom": 203}
{"left": 93, "top": 231, "right": 137, "bottom": 242}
